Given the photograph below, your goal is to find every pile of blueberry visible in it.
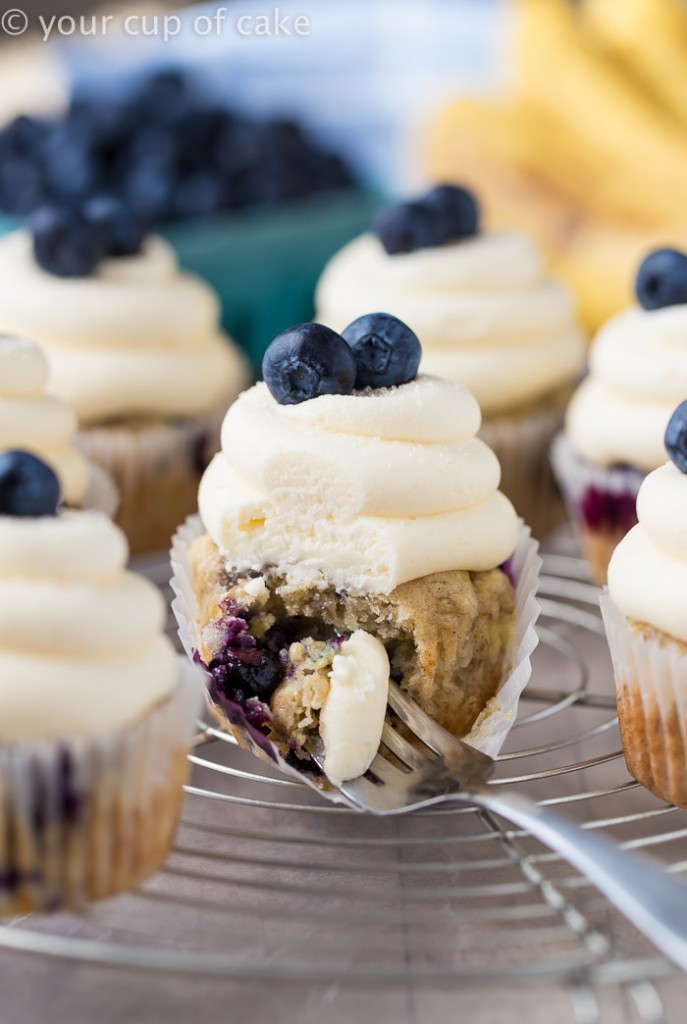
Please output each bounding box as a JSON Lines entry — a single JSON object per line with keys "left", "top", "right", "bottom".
{"left": 0, "top": 69, "right": 356, "bottom": 277}
{"left": 636, "top": 248, "right": 687, "bottom": 311}
{"left": 373, "top": 184, "right": 479, "bottom": 256}
{"left": 0, "top": 450, "right": 60, "bottom": 517}
{"left": 262, "top": 313, "right": 422, "bottom": 404}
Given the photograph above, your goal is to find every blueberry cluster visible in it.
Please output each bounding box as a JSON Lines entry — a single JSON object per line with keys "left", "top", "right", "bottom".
{"left": 373, "top": 184, "right": 479, "bottom": 256}
{"left": 0, "top": 69, "right": 356, "bottom": 276}
{"left": 262, "top": 314, "right": 422, "bottom": 404}
{"left": 636, "top": 249, "right": 687, "bottom": 310}
{"left": 0, "top": 451, "right": 60, "bottom": 517}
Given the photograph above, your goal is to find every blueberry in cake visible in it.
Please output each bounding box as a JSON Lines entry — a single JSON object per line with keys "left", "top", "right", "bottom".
{"left": 189, "top": 315, "right": 521, "bottom": 786}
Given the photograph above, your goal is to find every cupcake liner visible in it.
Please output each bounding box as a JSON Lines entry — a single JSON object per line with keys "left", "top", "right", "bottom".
{"left": 481, "top": 391, "right": 570, "bottom": 541}
{"left": 75, "top": 405, "right": 226, "bottom": 558}
{"left": 170, "top": 518, "right": 541, "bottom": 802}
{"left": 601, "top": 592, "right": 687, "bottom": 807}
{"left": 551, "top": 434, "right": 645, "bottom": 584}
{"left": 0, "top": 658, "right": 203, "bottom": 917}
{"left": 78, "top": 464, "right": 120, "bottom": 518}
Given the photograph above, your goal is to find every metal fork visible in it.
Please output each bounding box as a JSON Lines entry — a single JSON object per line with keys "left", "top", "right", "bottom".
{"left": 313, "top": 681, "right": 687, "bottom": 972}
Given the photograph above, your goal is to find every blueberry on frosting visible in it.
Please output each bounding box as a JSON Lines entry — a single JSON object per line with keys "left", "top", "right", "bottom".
{"left": 665, "top": 400, "right": 687, "bottom": 473}
{"left": 373, "top": 183, "right": 479, "bottom": 256}
{"left": 0, "top": 450, "right": 60, "bottom": 517}
{"left": 82, "top": 195, "right": 146, "bottom": 258}
{"left": 262, "top": 323, "right": 357, "bottom": 405}
{"left": 31, "top": 206, "right": 107, "bottom": 278}
{"left": 342, "top": 313, "right": 421, "bottom": 389}
{"left": 636, "top": 248, "right": 687, "bottom": 311}
{"left": 423, "top": 185, "right": 480, "bottom": 243}
{"left": 373, "top": 200, "right": 442, "bottom": 256}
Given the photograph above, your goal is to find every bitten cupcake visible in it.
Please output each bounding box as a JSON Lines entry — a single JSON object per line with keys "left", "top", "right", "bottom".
{"left": 554, "top": 248, "right": 687, "bottom": 584}
{"left": 315, "top": 185, "right": 586, "bottom": 538}
{"left": 0, "top": 204, "right": 249, "bottom": 554}
{"left": 601, "top": 401, "right": 687, "bottom": 808}
{"left": 172, "top": 316, "right": 540, "bottom": 789}
{"left": 0, "top": 450, "right": 201, "bottom": 916}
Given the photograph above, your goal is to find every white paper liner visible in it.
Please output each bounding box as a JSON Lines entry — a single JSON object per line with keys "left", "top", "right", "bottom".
{"left": 600, "top": 591, "right": 687, "bottom": 807}
{"left": 170, "top": 517, "right": 541, "bottom": 802}
{"left": 78, "top": 464, "right": 119, "bottom": 518}
{"left": 0, "top": 657, "right": 203, "bottom": 916}
{"left": 480, "top": 394, "right": 568, "bottom": 539}
{"left": 550, "top": 433, "right": 645, "bottom": 513}
{"left": 76, "top": 407, "right": 228, "bottom": 557}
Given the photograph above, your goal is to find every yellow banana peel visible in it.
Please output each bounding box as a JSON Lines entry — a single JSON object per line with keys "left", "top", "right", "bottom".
{"left": 515, "top": 0, "right": 687, "bottom": 229}
{"left": 582, "top": 0, "right": 687, "bottom": 127}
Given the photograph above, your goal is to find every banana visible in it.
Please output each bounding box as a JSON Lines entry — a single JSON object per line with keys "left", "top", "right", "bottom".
{"left": 583, "top": 0, "right": 687, "bottom": 127}
{"left": 515, "top": 0, "right": 687, "bottom": 228}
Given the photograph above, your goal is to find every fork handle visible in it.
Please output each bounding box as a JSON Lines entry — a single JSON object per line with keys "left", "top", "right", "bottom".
{"left": 472, "top": 786, "right": 687, "bottom": 970}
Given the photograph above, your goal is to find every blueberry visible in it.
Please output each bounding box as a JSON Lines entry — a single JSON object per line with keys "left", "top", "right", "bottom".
{"left": 424, "top": 184, "right": 479, "bottom": 242}
{"left": 263, "top": 323, "right": 357, "bottom": 405}
{"left": 32, "top": 206, "right": 107, "bottom": 278}
{"left": 0, "top": 158, "right": 46, "bottom": 216}
{"left": 636, "top": 249, "right": 687, "bottom": 310}
{"left": 41, "top": 125, "right": 99, "bottom": 203}
{"left": 373, "top": 200, "right": 444, "bottom": 255}
{"left": 342, "top": 313, "right": 421, "bottom": 389}
{"left": 83, "top": 195, "right": 146, "bottom": 257}
{"left": 132, "top": 69, "right": 197, "bottom": 125}
{"left": 123, "top": 159, "right": 175, "bottom": 222}
{"left": 208, "top": 628, "right": 283, "bottom": 703}
{"left": 0, "top": 451, "right": 60, "bottom": 517}
{"left": 128, "top": 124, "right": 178, "bottom": 167}
{"left": 665, "top": 400, "right": 687, "bottom": 473}
{"left": 0, "top": 115, "right": 50, "bottom": 158}
{"left": 172, "top": 172, "right": 225, "bottom": 220}
{"left": 174, "top": 108, "right": 227, "bottom": 173}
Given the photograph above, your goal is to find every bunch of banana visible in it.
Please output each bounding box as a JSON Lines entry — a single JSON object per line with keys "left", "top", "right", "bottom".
{"left": 425, "top": 0, "right": 687, "bottom": 331}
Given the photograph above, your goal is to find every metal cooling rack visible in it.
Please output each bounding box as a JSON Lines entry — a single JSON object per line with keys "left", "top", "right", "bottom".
{"left": 1, "top": 534, "right": 687, "bottom": 1022}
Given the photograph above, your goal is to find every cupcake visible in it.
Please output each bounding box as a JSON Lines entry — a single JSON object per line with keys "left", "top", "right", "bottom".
{"left": 172, "top": 316, "right": 540, "bottom": 788}
{"left": 315, "top": 185, "right": 586, "bottom": 538}
{"left": 0, "top": 334, "right": 115, "bottom": 512}
{"left": 601, "top": 400, "right": 687, "bottom": 807}
{"left": 554, "top": 247, "right": 687, "bottom": 584}
{"left": 0, "top": 208, "right": 250, "bottom": 555}
{"left": 0, "top": 450, "right": 201, "bottom": 915}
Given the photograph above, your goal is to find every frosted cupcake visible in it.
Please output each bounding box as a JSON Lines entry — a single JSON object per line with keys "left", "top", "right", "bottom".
{"left": 315, "top": 185, "right": 586, "bottom": 538}
{"left": 554, "top": 248, "right": 687, "bottom": 584}
{"left": 172, "top": 316, "right": 540, "bottom": 788}
{"left": 0, "top": 207, "right": 249, "bottom": 554}
{"left": 0, "top": 450, "right": 201, "bottom": 915}
{"left": 0, "top": 334, "right": 113, "bottom": 511}
{"left": 601, "top": 401, "right": 687, "bottom": 807}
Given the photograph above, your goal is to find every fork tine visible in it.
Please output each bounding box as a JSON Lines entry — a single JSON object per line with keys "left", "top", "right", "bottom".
{"left": 387, "top": 681, "right": 464, "bottom": 757}
{"left": 388, "top": 681, "right": 494, "bottom": 781}
{"left": 381, "top": 722, "right": 434, "bottom": 770}
{"left": 363, "top": 751, "right": 407, "bottom": 785}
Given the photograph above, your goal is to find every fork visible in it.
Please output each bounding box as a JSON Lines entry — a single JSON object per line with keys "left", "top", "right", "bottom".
{"left": 312, "top": 681, "right": 687, "bottom": 972}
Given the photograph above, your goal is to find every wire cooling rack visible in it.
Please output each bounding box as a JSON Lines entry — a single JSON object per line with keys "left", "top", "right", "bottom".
{"left": 1, "top": 534, "right": 687, "bottom": 1022}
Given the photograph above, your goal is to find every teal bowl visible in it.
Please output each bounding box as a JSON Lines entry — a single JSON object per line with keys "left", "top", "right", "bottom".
{"left": 0, "top": 188, "right": 380, "bottom": 374}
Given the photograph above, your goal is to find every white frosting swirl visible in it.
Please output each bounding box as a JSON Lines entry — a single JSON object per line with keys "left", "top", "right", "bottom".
{"left": 0, "top": 335, "right": 89, "bottom": 504}
{"left": 609, "top": 462, "right": 687, "bottom": 643}
{"left": 0, "top": 510, "right": 178, "bottom": 742}
{"left": 566, "top": 306, "right": 687, "bottom": 471}
{"left": 0, "top": 232, "right": 249, "bottom": 426}
{"left": 315, "top": 232, "right": 585, "bottom": 416}
{"left": 199, "top": 376, "right": 518, "bottom": 594}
